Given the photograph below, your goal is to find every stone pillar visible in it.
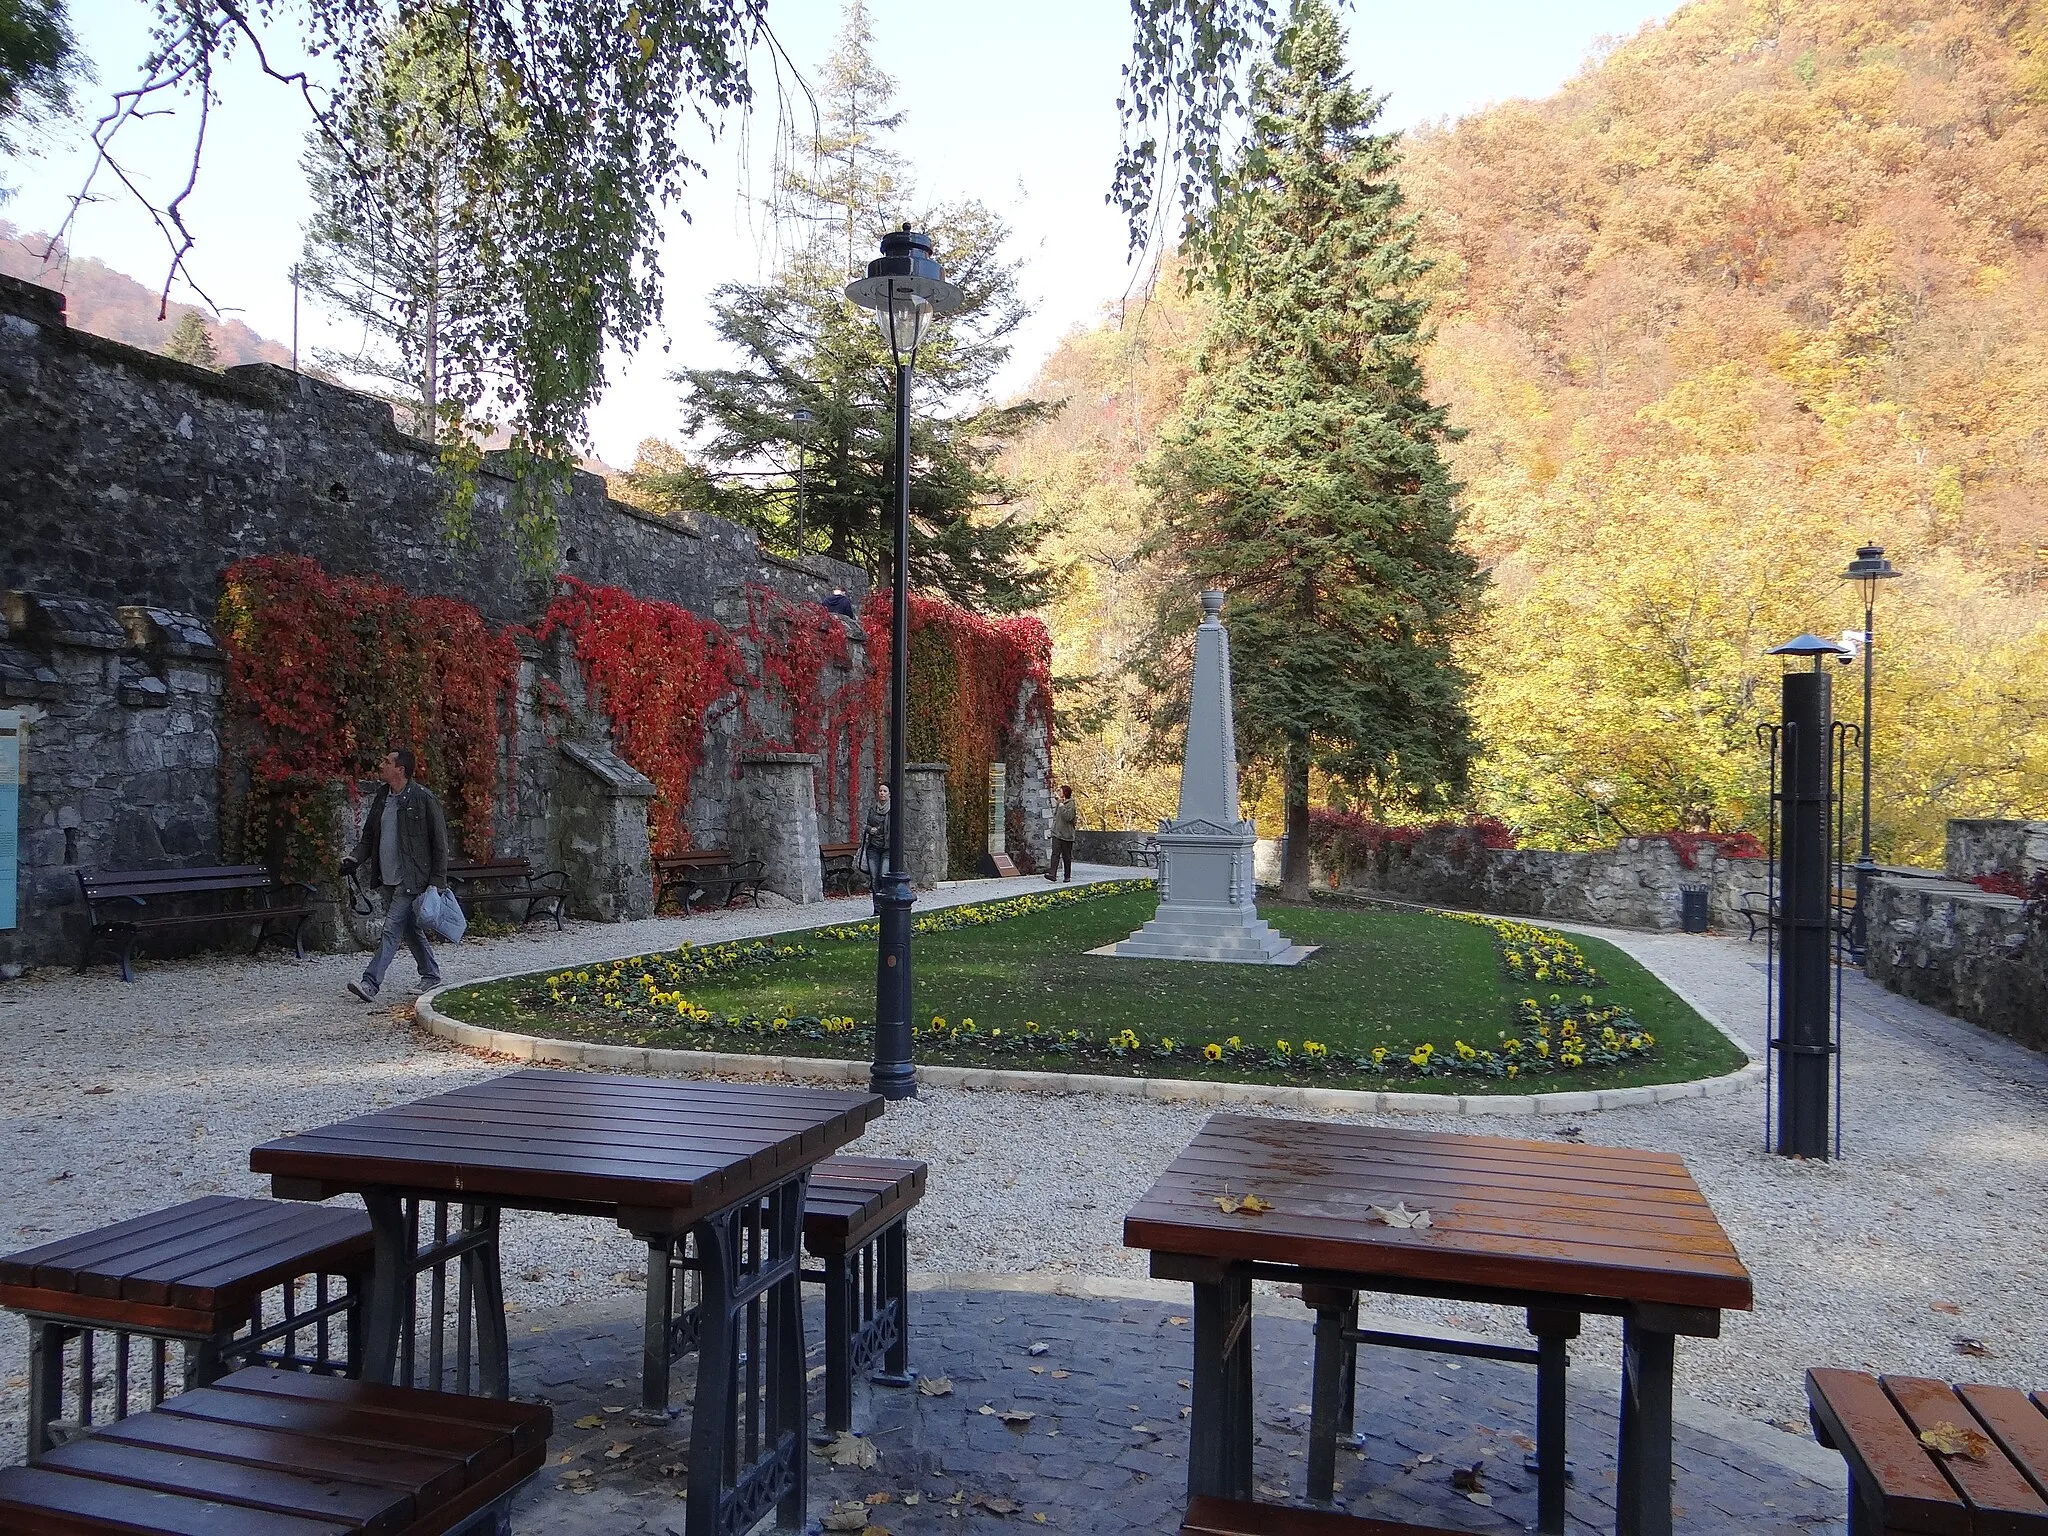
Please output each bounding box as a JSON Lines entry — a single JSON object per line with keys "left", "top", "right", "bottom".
{"left": 739, "top": 753, "right": 824, "bottom": 905}
{"left": 556, "top": 739, "right": 656, "bottom": 920}
{"left": 905, "top": 763, "right": 950, "bottom": 890}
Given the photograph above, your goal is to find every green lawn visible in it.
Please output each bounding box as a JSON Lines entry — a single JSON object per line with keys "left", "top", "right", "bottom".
{"left": 438, "top": 886, "right": 1746, "bottom": 1096}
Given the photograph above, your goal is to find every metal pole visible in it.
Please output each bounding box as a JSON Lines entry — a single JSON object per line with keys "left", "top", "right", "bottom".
{"left": 1775, "top": 671, "right": 1835, "bottom": 1158}
{"left": 1852, "top": 598, "right": 1875, "bottom": 958}
{"left": 871, "top": 359, "right": 916, "bottom": 1101}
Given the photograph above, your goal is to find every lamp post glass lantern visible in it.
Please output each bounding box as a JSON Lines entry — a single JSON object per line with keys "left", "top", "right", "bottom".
{"left": 846, "top": 225, "right": 962, "bottom": 1101}
{"left": 1840, "top": 543, "right": 1899, "bottom": 956}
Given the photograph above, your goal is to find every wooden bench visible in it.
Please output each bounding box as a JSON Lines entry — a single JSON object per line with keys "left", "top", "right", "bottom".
{"left": 1739, "top": 889, "right": 1860, "bottom": 942}
{"left": 76, "top": 866, "right": 319, "bottom": 982}
{"left": 0, "top": 1196, "right": 373, "bottom": 1463}
{"left": 0, "top": 1366, "right": 551, "bottom": 1536}
{"left": 1181, "top": 1495, "right": 1462, "bottom": 1535}
{"left": 445, "top": 857, "right": 567, "bottom": 931}
{"left": 1136, "top": 836, "right": 1161, "bottom": 868}
{"left": 653, "top": 850, "right": 765, "bottom": 913}
{"left": 1807, "top": 1367, "right": 2048, "bottom": 1534}
{"left": 820, "top": 841, "right": 866, "bottom": 896}
{"left": 652, "top": 1155, "right": 925, "bottom": 1435}
{"left": 803, "top": 1156, "right": 925, "bottom": 1433}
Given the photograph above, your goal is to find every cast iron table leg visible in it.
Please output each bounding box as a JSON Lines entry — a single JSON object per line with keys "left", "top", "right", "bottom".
{"left": 1188, "top": 1263, "right": 1255, "bottom": 1501}
{"left": 358, "top": 1193, "right": 410, "bottom": 1386}
{"left": 1305, "top": 1285, "right": 1357, "bottom": 1504}
{"left": 642, "top": 1234, "right": 676, "bottom": 1417}
{"left": 461, "top": 1205, "right": 509, "bottom": 1399}
{"left": 1616, "top": 1317, "right": 1676, "bottom": 1536}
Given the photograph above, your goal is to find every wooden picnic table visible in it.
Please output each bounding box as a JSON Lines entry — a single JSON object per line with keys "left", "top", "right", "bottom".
{"left": 251, "top": 1069, "right": 882, "bottom": 1536}
{"left": 1124, "top": 1114, "right": 1753, "bottom": 1536}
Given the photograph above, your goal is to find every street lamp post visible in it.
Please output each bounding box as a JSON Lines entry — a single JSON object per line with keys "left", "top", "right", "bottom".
{"left": 845, "top": 225, "right": 961, "bottom": 1101}
{"left": 1840, "top": 544, "right": 1899, "bottom": 959}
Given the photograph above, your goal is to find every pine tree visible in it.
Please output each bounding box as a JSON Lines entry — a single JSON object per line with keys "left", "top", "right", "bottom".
{"left": 1143, "top": 0, "right": 1484, "bottom": 899}
{"left": 299, "top": 4, "right": 498, "bottom": 441}
{"left": 162, "top": 310, "right": 217, "bottom": 368}
{"left": 637, "top": 1, "right": 1055, "bottom": 611}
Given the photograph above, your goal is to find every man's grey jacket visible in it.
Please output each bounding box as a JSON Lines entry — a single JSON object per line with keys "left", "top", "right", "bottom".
{"left": 350, "top": 781, "right": 451, "bottom": 895}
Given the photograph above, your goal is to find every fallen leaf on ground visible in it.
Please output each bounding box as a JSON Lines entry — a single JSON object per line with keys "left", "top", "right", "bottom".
{"left": 902, "top": 1493, "right": 920, "bottom": 1505}
{"left": 1027, "top": 1341, "right": 1050, "bottom": 1356}
{"left": 1452, "top": 1462, "right": 1486, "bottom": 1492}
{"left": 1920, "top": 1422, "right": 1992, "bottom": 1460}
{"left": 866, "top": 1492, "right": 893, "bottom": 1505}
{"left": 1167, "top": 1316, "right": 1188, "bottom": 1326}
{"left": 572, "top": 1415, "right": 605, "bottom": 1430}
{"left": 1954, "top": 1337, "right": 1992, "bottom": 1357}
{"left": 1029, "top": 1366, "right": 1044, "bottom": 1375}
{"left": 657, "top": 1462, "right": 686, "bottom": 1477}
{"left": 603, "top": 1441, "right": 632, "bottom": 1461}
{"left": 1510, "top": 1432, "right": 1535, "bottom": 1452}
{"left": 973, "top": 1495, "right": 1020, "bottom": 1514}
{"left": 816, "top": 1432, "right": 877, "bottom": 1469}
{"left": 600, "top": 1404, "right": 627, "bottom": 1414}
{"left": 978, "top": 1404, "right": 1036, "bottom": 1427}
{"left": 1931, "top": 1300, "right": 1962, "bottom": 1315}
{"left": 1369, "top": 1201, "right": 1432, "bottom": 1229}
{"left": 84, "top": 1086, "right": 112, "bottom": 1095}
{"left": 821, "top": 1499, "right": 871, "bottom": 1531}
{"left": 918, "top": 1375, "right": 953, "bottom": 1396}
{"left": 1050, "top": 1370, "right": 1069, "bottom": 1379}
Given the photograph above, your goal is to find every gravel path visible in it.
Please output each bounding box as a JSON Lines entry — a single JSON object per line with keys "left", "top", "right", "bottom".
{"left": 2, "top": 872, "right": 2044, "bottom": 1458}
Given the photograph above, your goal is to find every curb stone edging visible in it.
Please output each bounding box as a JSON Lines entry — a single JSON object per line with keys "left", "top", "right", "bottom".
{"left": 413, "top": 986, "right": 1765, "bottom": 1117}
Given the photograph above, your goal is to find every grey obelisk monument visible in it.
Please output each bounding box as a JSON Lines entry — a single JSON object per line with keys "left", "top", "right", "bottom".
{"left": 1105, "top": 589, "right": 1311, "bottom": 964}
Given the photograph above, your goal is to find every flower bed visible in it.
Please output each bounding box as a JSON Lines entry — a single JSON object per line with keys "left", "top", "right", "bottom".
{"left": 439, "top": 887, "right": 1704, "bottom": 1092}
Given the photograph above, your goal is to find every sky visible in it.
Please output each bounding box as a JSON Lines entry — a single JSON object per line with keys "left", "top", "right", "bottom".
{"left": 3, "top": 0, "right": 1681, "bottom": 467}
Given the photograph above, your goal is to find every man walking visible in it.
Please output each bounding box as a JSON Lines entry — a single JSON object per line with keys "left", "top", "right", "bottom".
{"left": 1048, "top": 781, "right": 1077, "bottom": 882}
{"left": 341, "top": 748, "right": 451, "bottom": 1002}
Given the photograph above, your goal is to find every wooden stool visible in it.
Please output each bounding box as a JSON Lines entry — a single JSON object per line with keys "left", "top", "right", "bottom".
{"left": 1181, "top": 1494, "right": 1464, "bottom": 1534}
{"left": 0, "top": 1365, "right": 550, "bottom": 1535}
{"left": 0, "top": 1196, "right": 372, "bottom": 1462}
{"left": 1807, "top": 1368, "right": 2048, "bottom": 1533}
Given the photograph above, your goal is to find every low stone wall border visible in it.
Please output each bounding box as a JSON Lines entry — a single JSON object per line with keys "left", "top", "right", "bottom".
{"left": 414, "top": 986, "right": 1764, "bottom": 1117}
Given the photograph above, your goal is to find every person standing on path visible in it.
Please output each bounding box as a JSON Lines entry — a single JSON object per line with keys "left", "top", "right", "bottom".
{"left": 341, "top": 748, "right": 451, "bottom": 1002}
{"left": 1048, "top": 782, "right": 1077, "bottom": 882}
{"left": 862, "top": 783, "right": 891, "bottom": 899}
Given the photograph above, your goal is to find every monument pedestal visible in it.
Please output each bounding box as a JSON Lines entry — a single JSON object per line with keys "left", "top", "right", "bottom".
{"left": 1104, "top": 589, "right": 1307, "bottom": 966}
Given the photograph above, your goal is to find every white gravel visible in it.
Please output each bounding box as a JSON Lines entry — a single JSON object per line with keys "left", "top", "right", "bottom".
{"left": 2, "top": 872, "right": 2044, "bottom": 1457}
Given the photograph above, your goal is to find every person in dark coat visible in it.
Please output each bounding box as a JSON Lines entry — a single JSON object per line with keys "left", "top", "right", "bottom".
{"left": 824, "top": 587, "right": 858, "bottom": 618}
{"left": 862, "top": 783, "right": 891, "bottom": 896}
{"left": 1048, "top": 782, "right": 1077, "bottom": 882}
{"left": 341, "top": 748, "right": 450, "bottom": 1002}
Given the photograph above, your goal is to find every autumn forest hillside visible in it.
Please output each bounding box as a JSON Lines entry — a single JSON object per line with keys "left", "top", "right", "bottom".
{"left": 1014, "top": 0, "right": 2048, "bottom": 862}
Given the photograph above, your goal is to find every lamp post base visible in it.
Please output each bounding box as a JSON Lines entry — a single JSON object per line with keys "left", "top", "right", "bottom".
{"left": 870, "top": 870, "right": 917, "bottom": 1101}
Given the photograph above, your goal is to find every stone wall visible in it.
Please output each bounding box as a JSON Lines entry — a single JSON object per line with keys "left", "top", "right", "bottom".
{"left": 1864, "top": 819, "right": 2046, "bottom": 1052}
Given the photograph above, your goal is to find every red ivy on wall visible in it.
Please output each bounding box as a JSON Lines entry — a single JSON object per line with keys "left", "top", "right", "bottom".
{"left": 216, "top": 555, "right": 519, "bottom": 863}
{"left": 1308, "top": 808, "right": 1518, "bottom": 873}
{"left": 1655, "top": 831, "right": 1766, "bottom": 869}
{"left": 738, "top": 585, "right": 870, "bottom": 832}
{"left": 530, "top": 577, "right": 744, "bottom": 856}
{"left": 859, "top": 591, "right": 1053, "bottom": 870}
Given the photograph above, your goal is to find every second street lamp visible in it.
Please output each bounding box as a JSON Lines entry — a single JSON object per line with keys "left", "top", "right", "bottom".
{"left": 1840, "top": 542, "right": 1899, "bottom": 959}
{"left": 846, "top": 225, "right": 962, "bottom": 1101}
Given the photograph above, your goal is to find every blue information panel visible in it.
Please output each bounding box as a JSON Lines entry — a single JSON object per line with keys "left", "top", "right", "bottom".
{"left": 0, "top": 709, "right": 18, "bottom": 930}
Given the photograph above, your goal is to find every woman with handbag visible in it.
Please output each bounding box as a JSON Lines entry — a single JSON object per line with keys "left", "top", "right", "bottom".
{"left": 862, "top": 784, "right": 891, "bottom": 898}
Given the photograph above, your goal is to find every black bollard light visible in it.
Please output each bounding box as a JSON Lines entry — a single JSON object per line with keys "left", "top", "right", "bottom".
{"left": 845, "top": 226, "right": 961, "bottom": 1101}
{"left": 1766, "top": 633, "right": 1850, "bottom": 1157}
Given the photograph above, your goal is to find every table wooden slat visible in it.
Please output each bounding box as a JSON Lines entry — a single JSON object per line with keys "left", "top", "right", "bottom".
{"left": 1123, "top": 1114, "right": 1752, "bottom": 1312}
{"left": 251, "top": 1069, "right": 883, "bottom": 1222}
{"left": 1959, "top": 1385, "right": 2048, "bottom": 1504}
{"left": 1883, "top": 1376, "right": 2048, "bottom": 1526}
{"left": 32, "top": 1439, "right": 413, "bottom": 1536}
{"left": 1807, "top": 1368, "right": 1970, "bottom": 1536}
{"left": 0, "top": 1465, "right": 354, "bottom": 1536}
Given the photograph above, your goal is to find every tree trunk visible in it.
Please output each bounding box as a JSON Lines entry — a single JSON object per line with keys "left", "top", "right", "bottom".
{"left": 1281, "top": 735, "right": 1313, "bottom": 902}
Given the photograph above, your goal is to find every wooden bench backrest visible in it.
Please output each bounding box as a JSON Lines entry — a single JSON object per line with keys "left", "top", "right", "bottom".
{"left": 656, "top": 850, "right": 733, "bottom": 869}
{"left": 820, "top": 842, "right": 860, "bottom": 858}
{"left": 447, "top": 858, "right": 534, "bottom": 879}
{"left": 80, "top": 867, "right": 279, "bottom": 903}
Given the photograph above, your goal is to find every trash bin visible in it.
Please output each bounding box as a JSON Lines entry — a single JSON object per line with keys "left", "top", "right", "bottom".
{"left": 1680, "top": 885, "right": 1709, "bottom": 933}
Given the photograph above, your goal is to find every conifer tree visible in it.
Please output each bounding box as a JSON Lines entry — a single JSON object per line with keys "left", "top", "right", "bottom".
{"left": 1144, "top": 0, "right": 1483, "bottom": 899}
{"left": 162, "top": 310, "right": 217, "bottom": 367}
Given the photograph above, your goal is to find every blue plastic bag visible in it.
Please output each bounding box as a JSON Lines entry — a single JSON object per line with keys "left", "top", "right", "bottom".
{"left": 417, "top": 885, "right": 468, "bottom": 944}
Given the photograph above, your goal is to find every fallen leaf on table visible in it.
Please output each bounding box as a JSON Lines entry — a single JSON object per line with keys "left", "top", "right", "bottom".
{"left": 918, "top": 1375, "right": 953, "bottom": 1396}
{"left": 1954, "top": 1337, "right": 1992, "bottom": 1358}
{"left": 1931, "top": 1300, "right": 1962, "bottom": 1315}
{"left": 1212, "top": 1187, "right": 1273, "bottom": 1215}
{"left": 1027, "top": 1341, "right": 1050, "bottom": 1356}
{"left": 572, "top": 1415, "right": 605, "bottom": 1430}
{"left": 822, "top": 1499, "right": 872, "bottom": 1531}
{"left": 816, "top": 1432, "right": 877, "bottom": 1469}
{"left": 1919, "top": 1422, "right": 1992, "bottom": 1460}
{"left": 1369, "top": 1201, "right": 1432, "bottom": 1229}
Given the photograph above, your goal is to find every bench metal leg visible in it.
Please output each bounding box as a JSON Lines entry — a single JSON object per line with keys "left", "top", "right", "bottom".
{"left": 1188, "top": 1265, "right": 1255, "bottom": 1502}
{"left": 875, "top": 1219, "right": 912, "bottom": 1386}
{"left": 642, "top": 1234, "right": 676, "bottom": 1418}
{"left": 1616, "top": 1319, "right": 1676, "bottom": 1536}
{"left": 27, "top": 1321, "right": 68, "bottom": 1464}
{"left": 823, "top": 1251, "right": 854, "bottom": 1435}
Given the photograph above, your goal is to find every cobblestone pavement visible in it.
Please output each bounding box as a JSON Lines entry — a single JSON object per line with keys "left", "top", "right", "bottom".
{"left": 506, "top": 1285, "right": 1846, "bottom": 1534}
